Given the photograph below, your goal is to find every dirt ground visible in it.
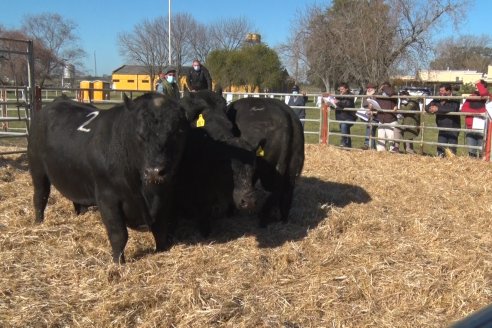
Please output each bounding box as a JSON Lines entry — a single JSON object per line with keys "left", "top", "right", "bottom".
{"left": 1, "top": 144, "right": 492, "bottom": 327}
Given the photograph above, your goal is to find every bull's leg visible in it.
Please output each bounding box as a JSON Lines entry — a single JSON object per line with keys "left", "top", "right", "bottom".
{"left": 98, "top": 199, "right": 128, "bottom": 264}
{"left": 258, "top": 192, "right": 280, "bottom": 228}
{"left": 279, "top": 181, "right": 295, "bottom": 223}
{"left": 31, "top": 172, "right": 51, "bottom": 223}
{"left": 73, "top": 203, "right": 89, "bottom": 215}
{"left": 151, "top": 217, "right": 173, "bottom": 252}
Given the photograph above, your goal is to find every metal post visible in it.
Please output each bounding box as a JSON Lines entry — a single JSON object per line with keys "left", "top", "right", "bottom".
{"left": 168, "top": 0, "right": 171, "bottom": 65}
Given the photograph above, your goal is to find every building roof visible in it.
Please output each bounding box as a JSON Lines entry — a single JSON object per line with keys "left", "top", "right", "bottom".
{"left": 112, "top": 65, "right": 148, "bottom": 75}
{"left": 112, "top": 64, "right": 193, "bottom": 75}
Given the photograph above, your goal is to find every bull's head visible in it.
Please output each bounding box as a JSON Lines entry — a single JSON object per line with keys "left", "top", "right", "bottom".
{"left": 125, "top": 93, "right": 188, "bottom": 185}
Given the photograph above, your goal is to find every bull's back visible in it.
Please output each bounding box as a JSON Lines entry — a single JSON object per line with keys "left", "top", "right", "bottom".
{"left": 28, "top": 100, "right": 113, "bottom": 204}
{"left": 229, "top": 98, "right": 295, "bottom": 173}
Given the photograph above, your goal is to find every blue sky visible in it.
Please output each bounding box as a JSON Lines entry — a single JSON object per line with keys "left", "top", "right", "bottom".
{"left": 0, "top": 0, "right": 490, "bottom": 76}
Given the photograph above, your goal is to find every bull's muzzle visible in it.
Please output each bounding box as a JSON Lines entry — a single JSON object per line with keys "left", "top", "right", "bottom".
{"left": 235, "top": 190, "right": 257, "bottom": 211}
{"left": 143, "top": 167, "right": 167, "bottom": 184}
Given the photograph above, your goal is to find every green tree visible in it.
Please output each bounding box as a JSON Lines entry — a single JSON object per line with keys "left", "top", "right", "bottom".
{"left": 206, "top": 44, "right": 284, "bottom": 92}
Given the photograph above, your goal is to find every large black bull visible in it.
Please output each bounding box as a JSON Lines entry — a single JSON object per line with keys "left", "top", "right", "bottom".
{"left": 177, "top": 90, "right": 257, "bottom": 235}
{"left": 227, "top": 97, "right": 304, "bottom": 227}
{"left": 27, "top": 93, "right": 188, "bottom": 263}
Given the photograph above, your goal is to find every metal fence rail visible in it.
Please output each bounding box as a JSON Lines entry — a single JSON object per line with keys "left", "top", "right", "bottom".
{"left": 2, "top": 88, "right": 490, "bottom": 161}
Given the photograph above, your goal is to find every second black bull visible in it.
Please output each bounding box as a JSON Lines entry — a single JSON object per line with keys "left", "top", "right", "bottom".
{"left": 227, "top": 97, "right": 305, "bottom": 227}
{"left": 176, "top": 90, "right": 259, "bottom": 236}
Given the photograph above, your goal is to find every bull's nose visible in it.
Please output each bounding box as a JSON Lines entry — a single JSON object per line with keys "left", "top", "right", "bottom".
{"left": 144, "top": 167, "right": 166, "bottom": 184}
{"left": 238, "top": 196, "right": 256, "bottom": 210}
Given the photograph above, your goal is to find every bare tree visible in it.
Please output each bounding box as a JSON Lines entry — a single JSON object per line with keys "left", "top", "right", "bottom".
{"left": 171, "top": 13, "right": 196, "bottom": 70}
{"left": 209, "top": 17, "right": 253, "bottom": 51}
{"left": 22, "top": 13, "right": 86, "bottom": 87}
{"left": 118, "top": 17, "right": 168, "bottom": 84}
{"left": 277, "top": 9, "right": 309, "bottom": 85}
{"left": 186, "top": 20, "right": 212, "bottom": 62}
{"left": 286, "top": 0, "right": 468, "bottom": 90}
{"left": 430, "top": 35, "right": 492, "bottom": 73}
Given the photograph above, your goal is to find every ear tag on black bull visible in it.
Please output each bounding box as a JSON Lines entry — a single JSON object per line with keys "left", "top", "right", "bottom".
{"left": 196, "top": 114, "right": 205, "bottom": 128}
{"left": 256, "top": 146, "right": 265, "bottom": 157}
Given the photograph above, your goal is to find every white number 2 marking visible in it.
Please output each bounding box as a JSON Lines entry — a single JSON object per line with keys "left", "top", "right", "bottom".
{"left": 77, "top": 111, "right": 99, "bottom": 133}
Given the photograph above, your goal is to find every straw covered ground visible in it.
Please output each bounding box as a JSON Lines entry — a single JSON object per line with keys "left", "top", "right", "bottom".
{"left": 1, "top": 144, "right": 492, "bottom": 327}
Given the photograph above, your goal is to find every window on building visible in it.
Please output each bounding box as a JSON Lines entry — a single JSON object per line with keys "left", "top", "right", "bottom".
{"left": 128, "top": 80, "right": 135, "bottom": 83}
{"left": 142, "top": 80, "right": 149, "bottom": 83}
{"left": 112, "top": 79, "right": 120, "bottom": 82}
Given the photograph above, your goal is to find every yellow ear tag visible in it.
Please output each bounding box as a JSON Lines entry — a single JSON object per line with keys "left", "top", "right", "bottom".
{"left": 256, "top": 146, "right": 265, "bottom": 157}
{"left": 196, "top": 114, "right": 205, "bottom": 128}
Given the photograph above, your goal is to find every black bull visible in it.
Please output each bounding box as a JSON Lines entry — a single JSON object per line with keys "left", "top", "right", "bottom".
{"left": 28, "top": 93, "right": 188, "bottom": 263}
{"left": 28, "top": 91, "right": 259, "bottom": 262}
{"left": 176, "top": 90, "right": 258, "bottom": 236}
{"left": 227, "top": 97, "right": 305, "bottom": 226}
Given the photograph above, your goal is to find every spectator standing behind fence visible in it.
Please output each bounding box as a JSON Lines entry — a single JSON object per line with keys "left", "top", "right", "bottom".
{"left": 156, "top": 66, "right": 180, "bottom": 100}
{"left": 461, "top": 80, "right": 490, "bottom": 158}
{"left": 393, "top": 90, "right": 421, "bottom": 154}
{"left": 425, "top": 84, "right": 461, "bottom": 157}
{"left": 186, "top": 59, "right": 212, "bottom": 92}
{"left": 332, "top": 83, "right": 356, "bottom": 148}
{"left": 361, "top": 83, "right": 378, "bottom": 150}
{"left": 287, "top": 84, "right": 307, "bottom": 129}
{"left": 370, "top": 82, "right": 398, "bottom": 151}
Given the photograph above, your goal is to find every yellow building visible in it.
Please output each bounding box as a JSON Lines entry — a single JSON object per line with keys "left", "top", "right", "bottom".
{"left": 111, "top": 64, "right": 268, "bottom": 93}
{"left": 111, "top": 65, "right": 152, "bottom": 91}
{"left": 111, "top": 65, "right": 187, "bottom": 91}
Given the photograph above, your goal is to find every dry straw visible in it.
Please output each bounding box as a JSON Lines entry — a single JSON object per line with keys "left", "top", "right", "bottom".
{"left": 1, "top": 145, "right": 492, "bottom": 327}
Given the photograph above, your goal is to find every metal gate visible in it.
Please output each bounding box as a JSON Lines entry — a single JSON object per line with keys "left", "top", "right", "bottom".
{"left": 0, "top": 37, "right": 35, "bottom": 155}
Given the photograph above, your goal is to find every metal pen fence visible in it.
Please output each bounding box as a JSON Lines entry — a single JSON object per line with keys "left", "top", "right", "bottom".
{"left": 321, "top": 93, "right": 491, "bottom": 160}
{"left": 1, "top": 88, "right": 490, "bottom": 161}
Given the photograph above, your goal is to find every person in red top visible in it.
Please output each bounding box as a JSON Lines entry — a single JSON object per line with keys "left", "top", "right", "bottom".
{"left": 461, "top": 80, "right": 490, "bottom": 158}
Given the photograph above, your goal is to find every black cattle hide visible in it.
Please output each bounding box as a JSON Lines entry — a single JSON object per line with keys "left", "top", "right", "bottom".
{"left": 28, "top": 93, "right": 188, "bottom": 263}
{"left": 177, "top": 90, "right": 258, "bottom": 236}
{"left": 227, "top": 97, "right": 305, "bottom": 227}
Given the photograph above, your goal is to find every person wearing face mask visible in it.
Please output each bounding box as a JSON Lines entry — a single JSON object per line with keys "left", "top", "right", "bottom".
{"left": 393, "top": 90, "right": 421, "bottom": 154}
{"left": 287, "top": 85, "right": 308, "bottom": 129}
{"left": 156, "top": 66, "right": 180, "bottom": 100}
{"left": 186, "top": 59, "right": 212, "bottom": 92}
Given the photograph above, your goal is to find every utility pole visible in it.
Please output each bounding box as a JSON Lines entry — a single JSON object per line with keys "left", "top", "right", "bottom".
{"left": 94, "top": 51, "right": 97, "bottom": 77}
{"left": 168, "top": 0, "right": 172, "bottom": 65}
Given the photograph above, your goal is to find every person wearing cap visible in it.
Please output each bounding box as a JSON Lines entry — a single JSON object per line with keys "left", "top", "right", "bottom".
{"left": 156, "top": 66, "right": 180, "bottom": 100}
{"left": 287, "top": 84, "right": 308, "bottom": 129}
{"left": 186, "top": 59, "right": 212, "bottom": 92}
{"left": 361, "top": 82, "right": 378, "bottom": 150}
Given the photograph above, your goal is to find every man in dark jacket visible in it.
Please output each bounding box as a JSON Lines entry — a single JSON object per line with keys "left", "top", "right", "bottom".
{"left": 287, "top": 85, "right": 308, "bottom": 129}
{"left": 425, "top": 83, "right": 461, "bottom": 157}
{"left": 335, "top": 82, "right": 356, "bottom": 148}
{"left": 186, "top": 59, "right": 212, "bottom": 91}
